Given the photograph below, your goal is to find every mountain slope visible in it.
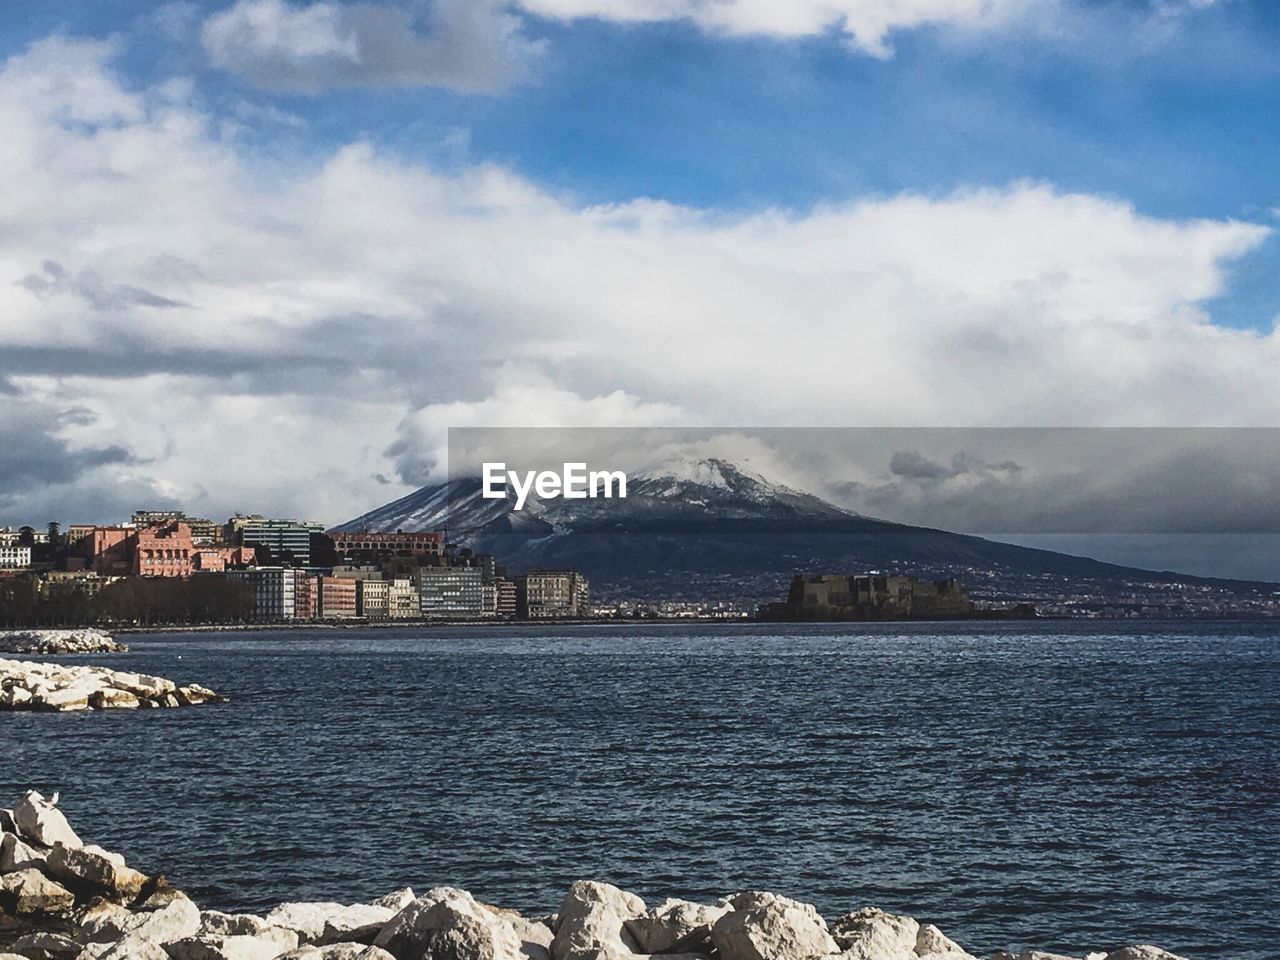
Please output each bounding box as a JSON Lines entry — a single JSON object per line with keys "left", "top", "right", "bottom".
{"left": 337, "top": 458, "right": 1272, "bottom": 601}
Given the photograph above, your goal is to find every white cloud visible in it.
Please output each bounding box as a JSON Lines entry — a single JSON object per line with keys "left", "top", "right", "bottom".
{"left": 202, "top": 0, "right": 542, "bottom": 93}
{"left": 516, "top": 0, "right": 1051, "bottom": 57}
{"left": 1, "top": 36, "right": 1277, "bottom": 527}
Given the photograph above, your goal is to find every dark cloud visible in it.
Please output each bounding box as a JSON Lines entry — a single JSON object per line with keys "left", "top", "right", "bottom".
{"left": 0, "top": 398, "right": 138, "bottom": 511}
{"left": 202, "top": 0, "right": 542, "bottom": 94}
{"left": 827, "top": 429, "right": 1280, "bottom": 535}
{"left": 19, "top": 260, "right": 187, "bottom": 310}
{"left": 889, "top": 449, "right": 1023, "bottom": 481}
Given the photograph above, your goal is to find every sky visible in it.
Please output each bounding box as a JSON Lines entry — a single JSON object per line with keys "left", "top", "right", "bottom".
{"left": 3, "top": 0, "right": 1280, "bottom": 576}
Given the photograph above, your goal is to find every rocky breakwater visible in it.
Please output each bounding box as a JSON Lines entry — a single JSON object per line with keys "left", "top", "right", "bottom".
{"left": 0, "top": 631, "right": 125, "bottom": 656}
{"left": 0, "top": 792, "right": 1194, "bottom": 960}
{"left": 0, "top": 660, "right": 223, "bottom": 712}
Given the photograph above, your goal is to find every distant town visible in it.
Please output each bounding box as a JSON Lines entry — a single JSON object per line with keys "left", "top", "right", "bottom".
{"left": 0, "top": 511, "right": 594, "bottom": 627}
{"left": 3, "top": 509, "right": 1279, "bottom": 626}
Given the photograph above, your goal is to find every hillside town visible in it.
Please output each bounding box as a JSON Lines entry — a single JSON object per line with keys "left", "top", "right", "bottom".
{"left": 0, "top": 512, "right": 590, "bottom": 626}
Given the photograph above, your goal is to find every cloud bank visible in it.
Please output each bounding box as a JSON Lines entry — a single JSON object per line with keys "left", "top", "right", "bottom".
{"left": 1, "top": 36, "right": 1277, "bottom": 528}
{"left": 517, "top": 0, "right": 1048, "bottom": 56}
{"left": 202, "top": 0, "right": 542, "bottom": 93}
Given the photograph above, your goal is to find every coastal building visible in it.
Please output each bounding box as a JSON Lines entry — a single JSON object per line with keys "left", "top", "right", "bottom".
{"left": 72, "top": 526, "right": 134, "bottom": 576}
{"left": 226, "top": 567, "right": 299, "bottom": 621}
{"left": 387, "top": 578, "right": 418, "bottom": 618}
{"left": 419, "top": 566, "right": 492, "bottom": 619}
{"left": 0, "top": 544, "right": 32, "bottom": 570}
{"left": 318, "top": 577, "right": 358, "bottom": 619}
{"left": 328, "top": 530, "right": 442, "bottom": 564}
{"left": 191, "top": 544, "right": 256, "bottom": 573}
{"left": 227, "top": 516, "right": 324, "bottom": 566}
{"left": 133, "top": 510, "right": 220, "bottom": 543}
{"left": 496, "top": 578, "right": 517, "bottom": 618}
{"left": 356, "top": 578, "right": 389, "bottom": 618}
{"left": 516, "top": 570, "right": 590, "bottom": 619}
{"left": 133, "top": 522, "right": 196, "bottom": 577}
{"left": 294, "top": 574, "right": 319, "bottom": 620}
{"left": 330, "top": 565, "right": 383, "bottom": 580}
{"left": 780, "top": 573, "right": 974, "bottom": 621}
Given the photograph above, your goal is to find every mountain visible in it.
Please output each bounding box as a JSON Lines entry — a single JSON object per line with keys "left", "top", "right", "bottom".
{"left": 336, "top": 458, "right": 1271, "bottom": 603}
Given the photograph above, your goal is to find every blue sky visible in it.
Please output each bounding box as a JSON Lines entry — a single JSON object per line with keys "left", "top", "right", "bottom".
{"left": 3, "top": 0, "right": 1278, "bottom": 331}
{"left": 3, "top": 3, "right": 1276, "bottom": 218}
{"left": 4, "top": 0, "right": 1280, "bottom": 571}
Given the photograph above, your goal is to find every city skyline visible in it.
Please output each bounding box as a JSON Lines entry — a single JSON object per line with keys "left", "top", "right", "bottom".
{"left": 3, "top": 1, "right": 1280, "bottom": 578}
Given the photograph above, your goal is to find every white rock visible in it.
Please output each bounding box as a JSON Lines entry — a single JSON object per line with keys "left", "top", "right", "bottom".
{"left": 0, "top": 629, "right": 123, "bottom": 655}
{"left": 374, "top": 887, "right": 523, "bottom": 960}
{"left": 9, "top": 930, "right": 80, "bottom": 960}
{"left": 13, "top": 791, "right": 82, "bottom": 849}
{"left": 165, "top": 931, "right": 301, "bottom": 960}
{"left": 370, "top": 889, "right": 415, "bottom": 913}
{"left": 1105, "top": 948, "right": 1191, "bottom": 960}
{"left": 550, "top": 880, "right": 646, "bottom": 960}
{"left": 95, "top": 894, "right": 202, "bottom": 945}
{"left": 46, "top": 842, "right": 148, "bottom": 899}
{"left": 267, "top": 901, "right": 392, "bottom": 945}
{"left": 711, "top": 891, "right": 838, "bottom": 960}
{"left": 78, "top": 939, "right": 172, "bottom": 960}
{"left": 915, "top": 923, "right": 974, "bottom": 957}
{"left": 279, "top": 946, "right": 396, "bottom": 959}
{"left": 0, "top": 867, "right": 76, "bottom": 915}
{"left": 625, "top": 897, "right": 729, "bottom": 954}
{"left": 1, "top": 830, "right": 46, "bottom": 871}
{"left": 829, "top": 907, "right": 920, "bottom": 960}
{"left": 200, "top": 911, "right": 276, "bottom": 937}
{"left": 77, "top": 899, "right": 133, "bottom": 939}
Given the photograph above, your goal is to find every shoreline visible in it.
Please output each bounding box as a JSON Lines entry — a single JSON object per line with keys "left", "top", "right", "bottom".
{"left": 0, "top": 790, "right": 1191, "bottom": 960}
{"left": 105, "top": 613, "right": 1272, "bottom": 634}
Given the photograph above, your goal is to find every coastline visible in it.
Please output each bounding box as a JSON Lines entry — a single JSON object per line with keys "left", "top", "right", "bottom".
{"left": 0, "top": 790, "right": 1190, "bottom": 960}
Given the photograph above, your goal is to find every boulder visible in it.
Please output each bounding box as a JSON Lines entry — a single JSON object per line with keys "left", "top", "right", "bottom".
{"left": 318, "top": 904, "right": 396, "bottom": 945}
{"left": 1105, "top": 949, "right": 1190, "bottom": 960}
{"left": 625, "top": 897, "right": 729, "bottom": 954}
{"left": 0, "top": 831, "right": 46, "bottom": 872}
{"left": 550, "top": 880, "right": 646, "bottom": 960}
{"left": 164, "top": 931, "right": 301, "bottom": 960}
{"left": 46, "top": 842, "right": 148, "bottom": 900}
{"left": 89, "top": 688, "right": 141, "bottom": 710}
{"left": 279, "top": 946, "right": 397, "bottom": 959}
{"left": 107, "top": 672, "right": 176, "bottom": 698}
{"left": 465, "top": 907, "right": 553, "bottom": 960}
{"left": 0, "top": 686, "right": 32, "bottom": 708}
{"left": 79, "top": 939, "right": 172, "bottom": 960}
{"left": 0, "top": 868, "right": 76, "bottom": 916}
{"left": 374, "top": 887, "right": 523, "bottom": 960}
{"left": 94, "top": 894, "right": 201, "bottom": 945}
{"left": 12, "top": 792, "right": 81, "bottom": 849}
{"left": 77, "top": 898, "right": 133, "bottom": 939}
{"left": 135, "top": 878, "right": 192, "bottom": 910}
{"left": 176, "top": 684, "right": 224, "bottom": 706}
{"left": 9, "top": 931, "right": 81, "bottom": 960}
{"left": 711, "top": 891, "right": 838, "bottom": 960}
{"left": 30, "top": 682, "right": 97, "bottom": 712}
{"left": 370, "top": 889, "right": 415, "bottom": 913}
{"left": 266, "top": 902, "right": 393, "bottom": 946}
{"left": 991, "top": 953, "right": 1086, "bottom": 960}
{"left": 199, "top": 912, "right": 276, "bottom": 937}
{"left": 915, "top": 923, "right": 973, "bottom": 957}
{"left": 829, "top": 907, "right": 920, "bottom": 960}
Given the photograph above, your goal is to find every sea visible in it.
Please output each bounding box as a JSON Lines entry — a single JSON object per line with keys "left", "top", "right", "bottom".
{"left": 3, "top": 621, "right": 1277, "bottom": 959}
